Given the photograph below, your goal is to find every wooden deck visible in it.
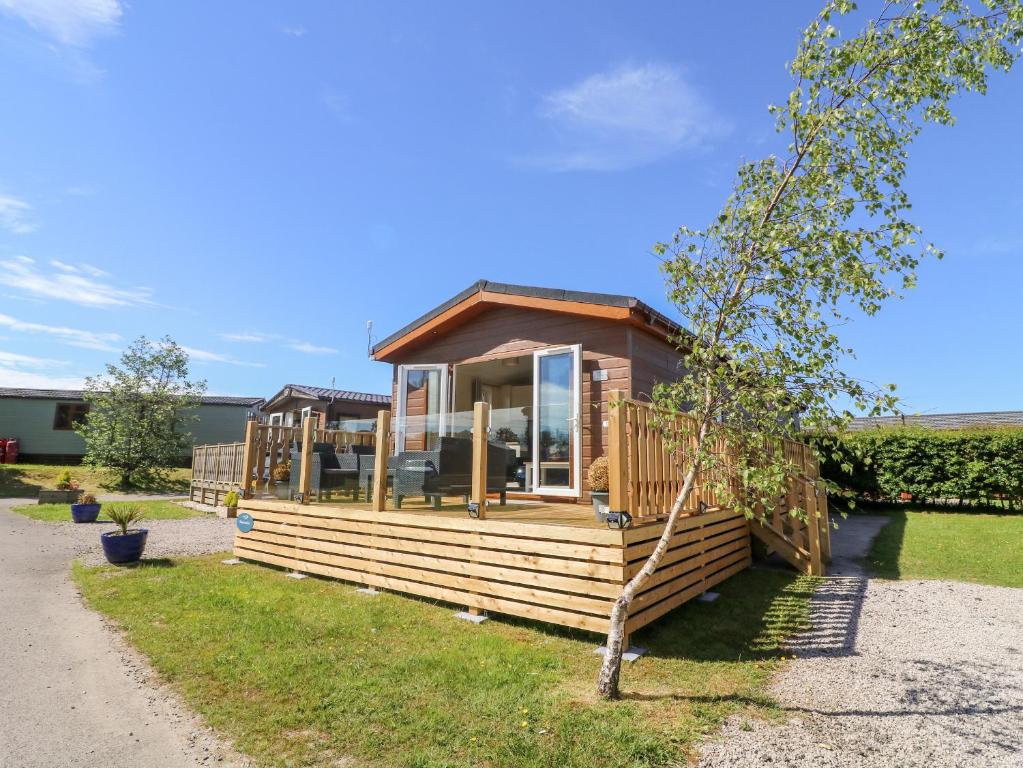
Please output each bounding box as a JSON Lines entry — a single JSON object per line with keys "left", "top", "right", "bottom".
{"left": 306, "top": 497, "right": 615, "bottom": 529}
{"left": 233, "top": 499, "right": 751, "bottom": 636}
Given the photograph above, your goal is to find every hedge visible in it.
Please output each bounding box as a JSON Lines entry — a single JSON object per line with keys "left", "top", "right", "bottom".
{"left": 818, "top": 427, "right": 1023, "bottom": 510}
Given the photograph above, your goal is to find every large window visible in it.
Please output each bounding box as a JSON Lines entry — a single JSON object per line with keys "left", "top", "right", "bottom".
{"left": 53, "top": 402, "right": 89, "bottom": 430}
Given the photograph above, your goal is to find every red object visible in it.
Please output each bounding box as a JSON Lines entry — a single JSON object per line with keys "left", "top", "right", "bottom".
{"left": 0, "top": 438, "right": 6, "bottom": 463}
{"left": 3, "top": 437, "right": 18, "bottom": 464}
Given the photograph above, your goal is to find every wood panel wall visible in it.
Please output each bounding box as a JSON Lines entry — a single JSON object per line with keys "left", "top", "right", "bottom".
{"left": 628, "top": 328, "right": 687, "bottom": 404}
{"left": 385, "top": 305, "right": 633, "bottom": 499}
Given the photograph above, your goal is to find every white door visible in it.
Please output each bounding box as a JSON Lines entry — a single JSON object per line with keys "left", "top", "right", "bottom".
{"left": 531, "top": 345, "right": 581, "bottom": 496}
{"left": 395, "top": 364, "right": 449, "bottom": 452}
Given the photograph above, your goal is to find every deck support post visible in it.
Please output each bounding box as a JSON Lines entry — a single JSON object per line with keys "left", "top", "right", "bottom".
{"left": 241, "top": 419, "right": 257, "bottom": 499}
{"left": 298, "top": 416, "right": 315, "bottom": 504}
{"left": 471, "top": 401, "right": 490, "bottom": 519}
{"left": 608, "top": 390, "right": 628, "bottom": 515}
{"left": 372, "top": 409, "right": 391, "bottom": 512}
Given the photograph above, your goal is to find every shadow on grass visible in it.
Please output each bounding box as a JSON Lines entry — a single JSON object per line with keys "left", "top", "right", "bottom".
{"left": 117, "top": 558, "right": 176, "bottom": 569}
{"left": 636, "top": 569, "right": 819, "bottom": 662}
{"left": 862, "top": 510, "right": 906, "bottom": 579}
{"left": 0, "top": 467, "right": 43, "bottom": 498}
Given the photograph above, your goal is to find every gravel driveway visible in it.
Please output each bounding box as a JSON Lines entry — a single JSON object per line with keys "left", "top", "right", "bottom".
{"left": 698, "top": 515, "right": 1023, "bottom": 768}
{"left": 0, "top": 498, "right": 245, "bottom": 768}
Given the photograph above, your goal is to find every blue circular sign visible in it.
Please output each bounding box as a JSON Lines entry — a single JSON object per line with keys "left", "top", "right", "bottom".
{"left": 236, "top": 512, "right": 254, "bottom": 533}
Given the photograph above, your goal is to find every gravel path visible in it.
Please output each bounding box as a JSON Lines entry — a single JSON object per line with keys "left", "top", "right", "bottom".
{"left": 0, "top": 498, "right": 246, "bottom": 768}
{"left": 698, "top": 515, "right": 1023, "bottom": 768}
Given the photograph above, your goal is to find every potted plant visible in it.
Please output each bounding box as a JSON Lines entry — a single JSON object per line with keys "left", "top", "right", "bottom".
{"left": 70, "top": 493, "right": 102, "bottom": 523}
{"left": 589, "top": 456, "right": 610, "bottom": 522}
{"left": 222, "top": 490, "right": 240, "bottom": 519}
{"left": 100, "top": 504, "right": 148, "bottom": 564}
{"left": 271, "top": 461, "right": 292, "bottom": 499}
{"left": 38, "top": 470, "right": 84, "bottom": 504}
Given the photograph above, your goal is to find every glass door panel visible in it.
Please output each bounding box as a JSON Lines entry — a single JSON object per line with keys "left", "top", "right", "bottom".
{"left": 532, "top": 345, "right": 580, "bottom": 496}
{"left": 396, "top": 364, "right": 448, "bottom": 452}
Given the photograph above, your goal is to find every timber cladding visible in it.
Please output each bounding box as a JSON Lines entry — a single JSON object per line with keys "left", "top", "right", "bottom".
{"left": 234, "top": 500, "right": 752, "bottom": 636}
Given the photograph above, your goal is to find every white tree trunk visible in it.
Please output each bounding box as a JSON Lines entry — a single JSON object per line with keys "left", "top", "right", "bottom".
{"left": 596, "top": 455, "right": 703, "bottom": 699}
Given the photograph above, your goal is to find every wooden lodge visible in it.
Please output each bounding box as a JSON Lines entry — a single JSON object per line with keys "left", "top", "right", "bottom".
{"left": 202, "top": 280, "right": 831, "bottom": 640}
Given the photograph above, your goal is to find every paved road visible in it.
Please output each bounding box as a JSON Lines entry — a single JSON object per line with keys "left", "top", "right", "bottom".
{"left": 0, "top": 499, "right": 246, "bottom": 768}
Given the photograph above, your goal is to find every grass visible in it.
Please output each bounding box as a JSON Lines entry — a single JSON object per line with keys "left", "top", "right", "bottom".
{"left": 0, "top": 463, "right": 190, "bottom": 498}
{"left": 12, "top": 500, "right": 199, "bottom": 523}
{"left": 74, "top": 557, "right": 818, "bottom": 768}
{"left": 866, "top": 509, "right": 1023, "bottom": 588}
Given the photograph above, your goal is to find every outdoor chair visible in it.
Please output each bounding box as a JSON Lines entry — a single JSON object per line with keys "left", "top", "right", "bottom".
{"left": 289, "top": 443, "right": 362, "bottom": 501}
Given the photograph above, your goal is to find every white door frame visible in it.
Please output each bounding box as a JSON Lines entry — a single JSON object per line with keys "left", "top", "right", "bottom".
{"left": 395, "top": 363, "right": 450, "bottom": 452}
{"left": 531, "top": 344, "right": 581, "bottom": 497}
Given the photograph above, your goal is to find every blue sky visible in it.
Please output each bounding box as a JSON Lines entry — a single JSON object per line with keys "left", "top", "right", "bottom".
{"left": 0, "top": 1, "right": 1020, "bottom": 414}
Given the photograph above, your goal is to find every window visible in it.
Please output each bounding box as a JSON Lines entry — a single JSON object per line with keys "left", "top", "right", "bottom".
{"left": 54, "top": 402, "right": 89, "bottom": 430}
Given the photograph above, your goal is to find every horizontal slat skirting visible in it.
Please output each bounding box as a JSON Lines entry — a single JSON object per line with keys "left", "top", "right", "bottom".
{"left": 625, "top": 528, "right": 751, "bottom": 586}
{"left": 240, "top": 499, "right": 623, "bottom": 546}
{"left": 236, "top": 536, "right": 616, "bottom": 616}
{"left": 622, "top": 508, "right": 741, "bottom": 546}
{"left": 623, "top": 515, "right": 749, "bottom": 563}
{"left": 243, "top": 520, "right": 623, "bottom": 580}
{"left": 233, "top": 545, "right": 611, "bottom": 633}
{"left": 624, "top": 516, "right": 749, "bottom": 573}
{"left": 626, "top": 556, "right": 751, "bottom": 635}
{"left": 631, "top": 544, "right": 751, "bottom": 613}
{"left": 247, "top": 508, "right": 625, "bottom": 564}
{"left": 233, "top": 501, "right": 753, "bottom": 636}
{"left": 238, "top": 528, "right": 623, "bottom": 599}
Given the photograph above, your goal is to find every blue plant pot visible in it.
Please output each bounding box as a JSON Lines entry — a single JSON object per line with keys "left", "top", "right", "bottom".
{"left": 101, "top": 529, "right": 148, "bottom": 564}
{"left": 70, "top": 503, "right": 101, "bottom": 523}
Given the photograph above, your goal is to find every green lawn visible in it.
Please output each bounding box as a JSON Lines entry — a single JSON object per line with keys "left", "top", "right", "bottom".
{"left": 13, "top": 500, "right": 199, "bottom": 523}
{"left": 0, "top": 463, "right": 190, "bottom": 498}
{"left": 866, "top": 510, "right": 1023, "bottom": 588}
{"left": 74, "top": 556, "right": 817, "bottom": 768}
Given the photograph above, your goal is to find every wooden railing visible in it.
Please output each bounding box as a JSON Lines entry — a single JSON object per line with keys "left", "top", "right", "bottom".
{"left": 240, "top": 418, "right": 381, "bottom": 500}
{"left": 607, "top": 391, "right": 830, "bottom": 576}
{"left": 190, "top": 442, "right": 245, "bottom": 506}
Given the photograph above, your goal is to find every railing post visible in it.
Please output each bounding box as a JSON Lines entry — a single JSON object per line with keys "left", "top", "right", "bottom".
{"left": 471, "top": 401, "right": 490, "bottom": 519}
{"left": 241, "top": 420, "right": 257, "bottom": 499}
{"left": 372, "top": 409, "right": 390, "bottom": 512}
{"left": 299, "top": 415, "right": 315, "bottom": 504}
{"left": 805, "top": 473, "right": 823, "bottom": 576}
{"left": 608, "top": 390, "right": 628, "bottom": 515}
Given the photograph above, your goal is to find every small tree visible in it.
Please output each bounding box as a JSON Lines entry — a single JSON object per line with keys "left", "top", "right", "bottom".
{"left": 77, "top": 337, "right": 207, "bottom": 489}
{"left": 597, "top": 0, "right": 1022, "bottom": 698}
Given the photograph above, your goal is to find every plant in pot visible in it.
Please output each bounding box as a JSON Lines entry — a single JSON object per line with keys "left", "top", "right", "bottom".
{"left": 588, "top": 456, "right": 610, "bottom": 522}
{"left": 100, "top": 504, "right": 148, "bottom": 564}
{"left": 271, "top": 461, "right": 291, "bottom": 499}
{"left": 39, "top": 470, "right": 83, "bottom": 504}
{"left": 70, "top": 492, "right": 102, "bottom": 523}
{"left": 222, "top": 490, "right": 240, "bottom": 519}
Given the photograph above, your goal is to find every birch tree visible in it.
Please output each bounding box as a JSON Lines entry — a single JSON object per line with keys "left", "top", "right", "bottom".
{"left": 597, "top": 0, "right": 1023, "bottom": 699}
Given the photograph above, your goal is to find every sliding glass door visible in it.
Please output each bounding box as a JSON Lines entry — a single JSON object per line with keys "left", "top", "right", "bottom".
{"left": 532, "top": 345, "right": 581, "bottom": 496}
{"left": 395, "top": 364, "right": 448, "bottom": 452}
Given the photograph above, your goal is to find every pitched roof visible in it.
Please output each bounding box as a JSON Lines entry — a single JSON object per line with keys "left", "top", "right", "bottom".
{"left": 848, "top": 411, "right": 1023, "bottom": 431}
{"left": 0, "top": 387, "right": 264, "bottom": 407}
{"left": 371, "top": 279, "right": 681, "bottom": 361}
{"left": 264, "top": 384, "right": 391, "bottom": 410}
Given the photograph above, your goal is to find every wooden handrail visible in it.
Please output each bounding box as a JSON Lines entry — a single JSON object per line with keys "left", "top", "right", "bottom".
{"left": 605, "top": 390, "right": 830, "bottom": 575}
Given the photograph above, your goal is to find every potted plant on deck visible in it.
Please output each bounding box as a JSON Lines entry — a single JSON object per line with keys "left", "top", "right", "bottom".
{"left": 100, "top": 504, "right": 148, "bottom": 564}
{"left": 589, "top": 456, "right": 610, "bottom": 522}
{"left": 70, "top": 493, "right": 102, "bottom": 523}
{"left": 271, "top": 461, "right": 291, "bottom": 499}
{"left": 222, "top": 490, "right": 240, "bottom": 519}
{"left": 38, "top": 470, "right": 84, "bottom": 505}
